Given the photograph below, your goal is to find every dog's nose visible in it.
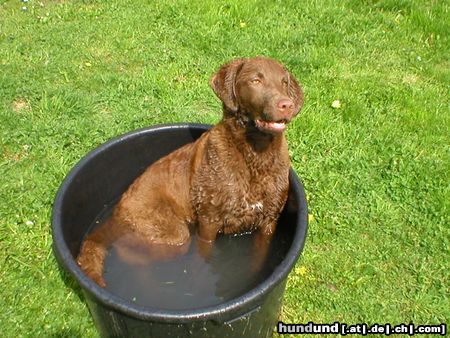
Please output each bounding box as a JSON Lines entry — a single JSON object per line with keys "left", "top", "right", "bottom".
{"left": 277, "top": 98, "right": 294, "bottom": 112}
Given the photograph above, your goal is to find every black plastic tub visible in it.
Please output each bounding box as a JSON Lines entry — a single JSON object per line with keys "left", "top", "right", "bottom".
{"left": 51, "top": 123, "right": 308, "bottom": 338}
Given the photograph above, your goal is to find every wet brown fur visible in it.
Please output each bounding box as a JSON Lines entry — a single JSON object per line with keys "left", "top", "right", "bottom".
{"left": 77, "top": 57, "right": 304, "bottom": 287}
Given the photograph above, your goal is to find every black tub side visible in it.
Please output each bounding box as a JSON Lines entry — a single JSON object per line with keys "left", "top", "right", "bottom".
{"left": 51, "top": 123, "right": 308, "bottom": 337}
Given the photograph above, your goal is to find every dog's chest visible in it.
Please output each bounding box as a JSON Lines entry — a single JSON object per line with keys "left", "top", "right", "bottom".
{"left": 192, "top": 167, "right": 288, "bottom": 233}
{"left": 190, "top": 130, "right": 290, "bottom": 233}
{"left": 227, "top": 174, "right": 286, "bottom": 227}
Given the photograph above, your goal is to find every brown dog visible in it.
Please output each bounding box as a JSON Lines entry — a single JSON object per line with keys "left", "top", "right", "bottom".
{"left": 77, "top": 57, "right": 304, "bottom": 287}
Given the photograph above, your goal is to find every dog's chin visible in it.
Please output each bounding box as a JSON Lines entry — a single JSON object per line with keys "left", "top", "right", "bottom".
{"left": 254, "top": 119, "right": 288, "bottom": 134}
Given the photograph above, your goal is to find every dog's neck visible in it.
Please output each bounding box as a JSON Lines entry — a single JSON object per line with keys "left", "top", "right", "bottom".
{"left": 222, "top": 116, "right": 285, "bottom": 154}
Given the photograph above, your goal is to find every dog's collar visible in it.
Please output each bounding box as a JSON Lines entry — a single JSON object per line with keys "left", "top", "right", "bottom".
{"left": 236, "top": 111, "right": 250, "bottom": 128}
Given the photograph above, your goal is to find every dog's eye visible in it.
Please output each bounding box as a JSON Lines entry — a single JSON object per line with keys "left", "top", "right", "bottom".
{"left": 282, "top": 78, "right": 289, "bottom": 86}
{"left": 250, "top": 78, "right": 261, "bottom": 84}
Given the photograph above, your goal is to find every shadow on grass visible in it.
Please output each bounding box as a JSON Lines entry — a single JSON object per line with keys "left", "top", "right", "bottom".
{"left": 56, "top": 263, "right": 87, "bottom": 305}
{"left": 54, "top": 267, "right": 97, "bottom": 335}
{"left": 48, "top": 328, "right": 85, "bottom": 338}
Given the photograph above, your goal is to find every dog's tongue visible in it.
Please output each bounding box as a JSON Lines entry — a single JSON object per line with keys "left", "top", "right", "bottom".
{"left": 267, "top": 121, "right": 286, "bottom": 131}
{"left": 256, "top": 119, "right": 286, "bottom": 132}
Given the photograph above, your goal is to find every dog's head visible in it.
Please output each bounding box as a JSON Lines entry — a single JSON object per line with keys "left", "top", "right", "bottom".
{"left": 210, "top": 56, "right": 304, "bottom": 134}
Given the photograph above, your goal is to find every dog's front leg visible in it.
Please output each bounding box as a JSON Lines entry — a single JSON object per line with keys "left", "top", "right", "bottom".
{"left": 252, "top": 222, "right": 277, "bottom": 273}
{"left": 196, "top": 216, "right": 221, "bottom": 260}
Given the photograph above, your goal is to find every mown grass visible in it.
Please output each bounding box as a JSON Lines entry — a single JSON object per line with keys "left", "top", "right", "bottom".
{"left": 0, "top": 0, "right": 448, "bottom": 336}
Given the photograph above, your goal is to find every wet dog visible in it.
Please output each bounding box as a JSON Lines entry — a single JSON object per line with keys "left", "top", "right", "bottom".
{"left": 77, "top": 57, "right": 304, "bottom": 287}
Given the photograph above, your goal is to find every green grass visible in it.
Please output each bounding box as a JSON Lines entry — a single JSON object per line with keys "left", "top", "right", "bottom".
{"left": 1, "top": 0, "right": 448, "bottom": 336}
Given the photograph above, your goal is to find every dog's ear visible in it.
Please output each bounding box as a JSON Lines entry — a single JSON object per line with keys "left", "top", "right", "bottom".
{"left": 287, "top": 71, "right": 304, "bottom": 114}
{"left": 210, "top": 58, "right": 246, "bottom": 113}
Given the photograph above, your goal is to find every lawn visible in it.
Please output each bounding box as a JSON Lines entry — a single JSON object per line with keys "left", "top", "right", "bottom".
{"left": 0, "top": 0, "right": 448, "bottom": 336}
